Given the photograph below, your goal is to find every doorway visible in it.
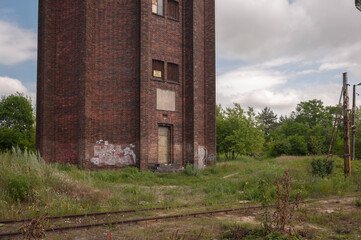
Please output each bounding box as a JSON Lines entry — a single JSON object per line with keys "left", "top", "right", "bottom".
{"left": 158, "top": 126, "right": 171, "bottom": 164}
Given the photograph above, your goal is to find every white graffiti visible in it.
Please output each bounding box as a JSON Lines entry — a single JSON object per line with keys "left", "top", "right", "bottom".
{"left": 197, "top": 146, "right": 207, "bottom": 170}
{"left": 91, "top": 141, "right": 136, "bottom": 166}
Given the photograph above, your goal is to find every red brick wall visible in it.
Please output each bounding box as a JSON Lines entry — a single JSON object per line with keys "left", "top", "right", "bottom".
{"left": 37, "top": 0, "right": 86, "bottom": 164}
{"left": 37, "top": 0, "right": 216, "bottom": 169}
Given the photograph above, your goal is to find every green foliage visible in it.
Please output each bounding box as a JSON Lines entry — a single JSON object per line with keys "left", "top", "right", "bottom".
{"left": 271, "top": 138, "right": 291, "bottom": 157}
{"left": 0, "top": 93, "right": 35, "bottom": 151}
{"left": 355, "top": 199, "right": 361, "bottom": 208}
{"left": 184, "top": 164, "right": 200, "bottom": 177}
{"left": 217, "top": 104, "right": 264, "bottom": 160}
{"left": 311, "top": 158, "right": 334, "bottom": 178}
{"left": 267, "top": 99, "right": 337, "bottom": 157}
{"left": 258, "top": 107, "right": 278, "bottom": 136}
{"left": 288, "top": 135, "right": 308, "bottom": 155}
{"left": 7, "top": 174, "right": 30, "bottom": 202}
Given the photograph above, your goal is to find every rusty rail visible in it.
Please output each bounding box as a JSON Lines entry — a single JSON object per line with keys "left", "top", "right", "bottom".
{"left": 1, "top": 194, "right": 359, "bottom": 238}
{"left": 0, "top": 206, "right": 262, "bottom": 237}
{"left": 0, "top": 205, "right": 190, "bottom": 224}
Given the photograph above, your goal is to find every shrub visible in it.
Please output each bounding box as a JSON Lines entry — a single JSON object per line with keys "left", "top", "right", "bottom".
{"left": 355, "top": 199, "right": 361, "bottom": 208}
{"left": 7, "top": 174, "right": 30, "bottom": 202}
{"left": 311, "top": 158, "right": 334, "bottom": 178}
{"left": 288, "top": 135, "right": 308, "bottom": 156}
{"left": 271, "top": 139, "right": 291, "bottom": 157}
{"left": 184, "top": 164, "right": 200, "bottom": 177}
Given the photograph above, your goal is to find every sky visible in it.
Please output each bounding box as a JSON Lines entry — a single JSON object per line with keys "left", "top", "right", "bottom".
{"left": 0, "top": 0, "right": 361, "bottom": 117}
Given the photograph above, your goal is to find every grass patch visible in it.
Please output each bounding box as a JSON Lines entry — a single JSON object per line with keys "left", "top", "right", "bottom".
{"left": 1, "top": 150, "right": 361, "bottom": 222}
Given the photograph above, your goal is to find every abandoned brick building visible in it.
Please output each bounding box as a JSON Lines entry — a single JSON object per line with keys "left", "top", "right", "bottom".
{"left": 36, "top": 0, "right": 216, "bottom": 170}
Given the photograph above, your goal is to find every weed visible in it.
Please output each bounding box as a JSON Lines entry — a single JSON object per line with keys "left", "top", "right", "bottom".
{"left": 7, "top": 174, "right": 30, "bottom": 202}
{"left": 272, "top": 170, "right": 302, "bottom": 235}
{"left": 220, "top": 224, "right": 301, "bottom": 240}
{"left": 355, "top": 199, "right": 361, "bottom": 208}
{"left": 184, "top": 164, "right": 200, "bottom": 177}
{"left": 259, "top": 179, "right": 272, "bottom": 234}
{"left": 221, "top": 224, "right": 251, "bottom": 239}
{"left": 311, "top": 157, "right": 334, "bottom": 178}
{"left": 167, "top": 230, "right": 186, "bottom": 240}
{"left": 19, "top": 201, "right": 48, "bottom": 240}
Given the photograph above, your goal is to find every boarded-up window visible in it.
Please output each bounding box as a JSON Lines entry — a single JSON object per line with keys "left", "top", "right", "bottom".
{"left": 152, "top": 0, "right": 164, "bottom": 16}
{"left": 168, "top": 0, "right": 179, "bottom": 20}
{"left": 167, "top": 63, "right": 179, "bottom": 83}
{"left": 152, "top": 59, "right": 164, "bottom": 79}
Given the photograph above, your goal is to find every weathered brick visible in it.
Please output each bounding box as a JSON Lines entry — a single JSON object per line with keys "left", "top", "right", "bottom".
{"left": 36, "top": 0, "right": 216, "bottom": 170}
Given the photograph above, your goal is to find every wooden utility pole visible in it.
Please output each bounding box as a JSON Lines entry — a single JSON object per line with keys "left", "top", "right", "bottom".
{"left": 343, "top": 73, "right": 352, "bottom": 177}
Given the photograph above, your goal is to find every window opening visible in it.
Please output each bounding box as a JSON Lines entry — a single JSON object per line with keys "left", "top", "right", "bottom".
{"left": 168, "top": 0, "right": 179, "bottom": 20}
{"left": 152, "top": 59, "right": 164, "bottom": 79}
{"left": 152, "top": 0, "right": 164, "bottom": 16}
{"left": 167, "top": 63, "right": 179, "bottom": 83}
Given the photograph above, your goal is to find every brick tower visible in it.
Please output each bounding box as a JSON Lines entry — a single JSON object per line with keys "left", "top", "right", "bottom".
{"left": 36, "top": 0, "right": 216, "bottom": 170}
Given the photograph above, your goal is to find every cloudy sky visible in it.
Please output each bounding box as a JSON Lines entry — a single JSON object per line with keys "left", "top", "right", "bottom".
{"left": 0, "top": 0, "right": 361, "bottom": 116}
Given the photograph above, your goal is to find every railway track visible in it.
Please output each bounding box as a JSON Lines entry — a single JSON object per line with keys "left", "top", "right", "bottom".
{"left": 0, "top": 194, "right": 359, "bottom": 238}
{"left": 0, "top": 205, "right": 190, "bottom": 224}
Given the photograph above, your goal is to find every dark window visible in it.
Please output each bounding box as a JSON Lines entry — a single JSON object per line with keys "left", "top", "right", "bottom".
{"left": 168, "top": 0, "right": 179, "bottom": 20}
{"left": 152, "top": 0, "right": 164, "bottom": 16}
{"left": 152, "top": 60, "right": 164, "bottom": 79}
{"left": 167, "top": 63, "right": 179, "bottom": 82}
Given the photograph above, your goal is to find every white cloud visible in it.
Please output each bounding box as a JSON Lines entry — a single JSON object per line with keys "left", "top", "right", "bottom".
{"left": 0, "top": 20, "right": 37, "bottom": 65}
{"left": 216, "top": 0, "right": 361, "bottom": 63}
{"left": 0, "top": 76, "right": 27, "bottom": 94}
{"left": 0, "top": 76, "right": 35, "bottom": 104}
{"left": 217, "top": 67, "right": 287, "bottom": 97}
{"left": 217, "top": 66, "right": 294, "bottom": 114}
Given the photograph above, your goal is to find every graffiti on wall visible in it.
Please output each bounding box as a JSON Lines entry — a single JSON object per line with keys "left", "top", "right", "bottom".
{"left": 197, "top": 146, "right": 208, "bottom": 169}
{"left": 208, "top": 153, "right": 216, "bottom": 163}
{"left": 57, "top": 144, "right": 77, "bottom": 164}
{"left": 90, "top": 140, "right": 136, "bottom": 166}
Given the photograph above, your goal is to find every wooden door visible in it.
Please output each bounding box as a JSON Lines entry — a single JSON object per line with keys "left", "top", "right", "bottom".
{"left": 158, "top": 126, "right": 170, "bottom": 164}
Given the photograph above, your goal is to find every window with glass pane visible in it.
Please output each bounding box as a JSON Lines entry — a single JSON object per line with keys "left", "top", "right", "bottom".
{"left": 152, "top": 0, "right": 164, "bottom": 16}
{"left": 168, "top": 0, "right": 179, "bottom": 20}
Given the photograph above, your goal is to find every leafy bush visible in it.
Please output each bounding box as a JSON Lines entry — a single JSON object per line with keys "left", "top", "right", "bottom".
{"left": 271, "top": 139, "right": 291, "bottom": 156}
{"left": 7, "top": 174, "right": 30, "bottom": 202}
{"left": 288, "top": 135, "right": 308, "bottom": 156}
{"left": 184, "top": 164, "right": 200, "bottom": 177}
{"left": 311, "top": 158, "right": 334, "bottom": 178}
{"left": 355, "top": 199, "right": 361, "bottom": 208}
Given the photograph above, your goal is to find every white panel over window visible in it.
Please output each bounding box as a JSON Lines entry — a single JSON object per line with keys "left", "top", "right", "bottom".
{"left": 157, "top": 89, "right": 175, "bottom": 111}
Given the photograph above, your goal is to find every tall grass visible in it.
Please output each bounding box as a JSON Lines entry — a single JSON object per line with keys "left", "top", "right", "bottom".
{"left": 0, "top": 148, "right": 106, "bottom": 219}
{"left": 1, "top": 149, "right": 361, "bottom": 220}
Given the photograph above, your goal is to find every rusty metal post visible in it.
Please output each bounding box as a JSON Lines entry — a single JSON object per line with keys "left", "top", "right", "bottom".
{"left": 343, "top": 73, "right": 352, "bottom": 177}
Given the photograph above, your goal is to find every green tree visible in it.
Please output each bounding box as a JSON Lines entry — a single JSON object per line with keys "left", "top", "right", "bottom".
{"left": 0, "top": 93, "right": 35, "bottom": 151}
{"left": 258, "top": 107, "right": 278, "bottom": 136}
{"left": 269, "top": 99, "right": 336, "bottom": 156}
{"left": 216, "top": 104, "right": 264, "bottom": 160}
{"left": 294, "top": 99, "right": 328, "bottom": 128}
